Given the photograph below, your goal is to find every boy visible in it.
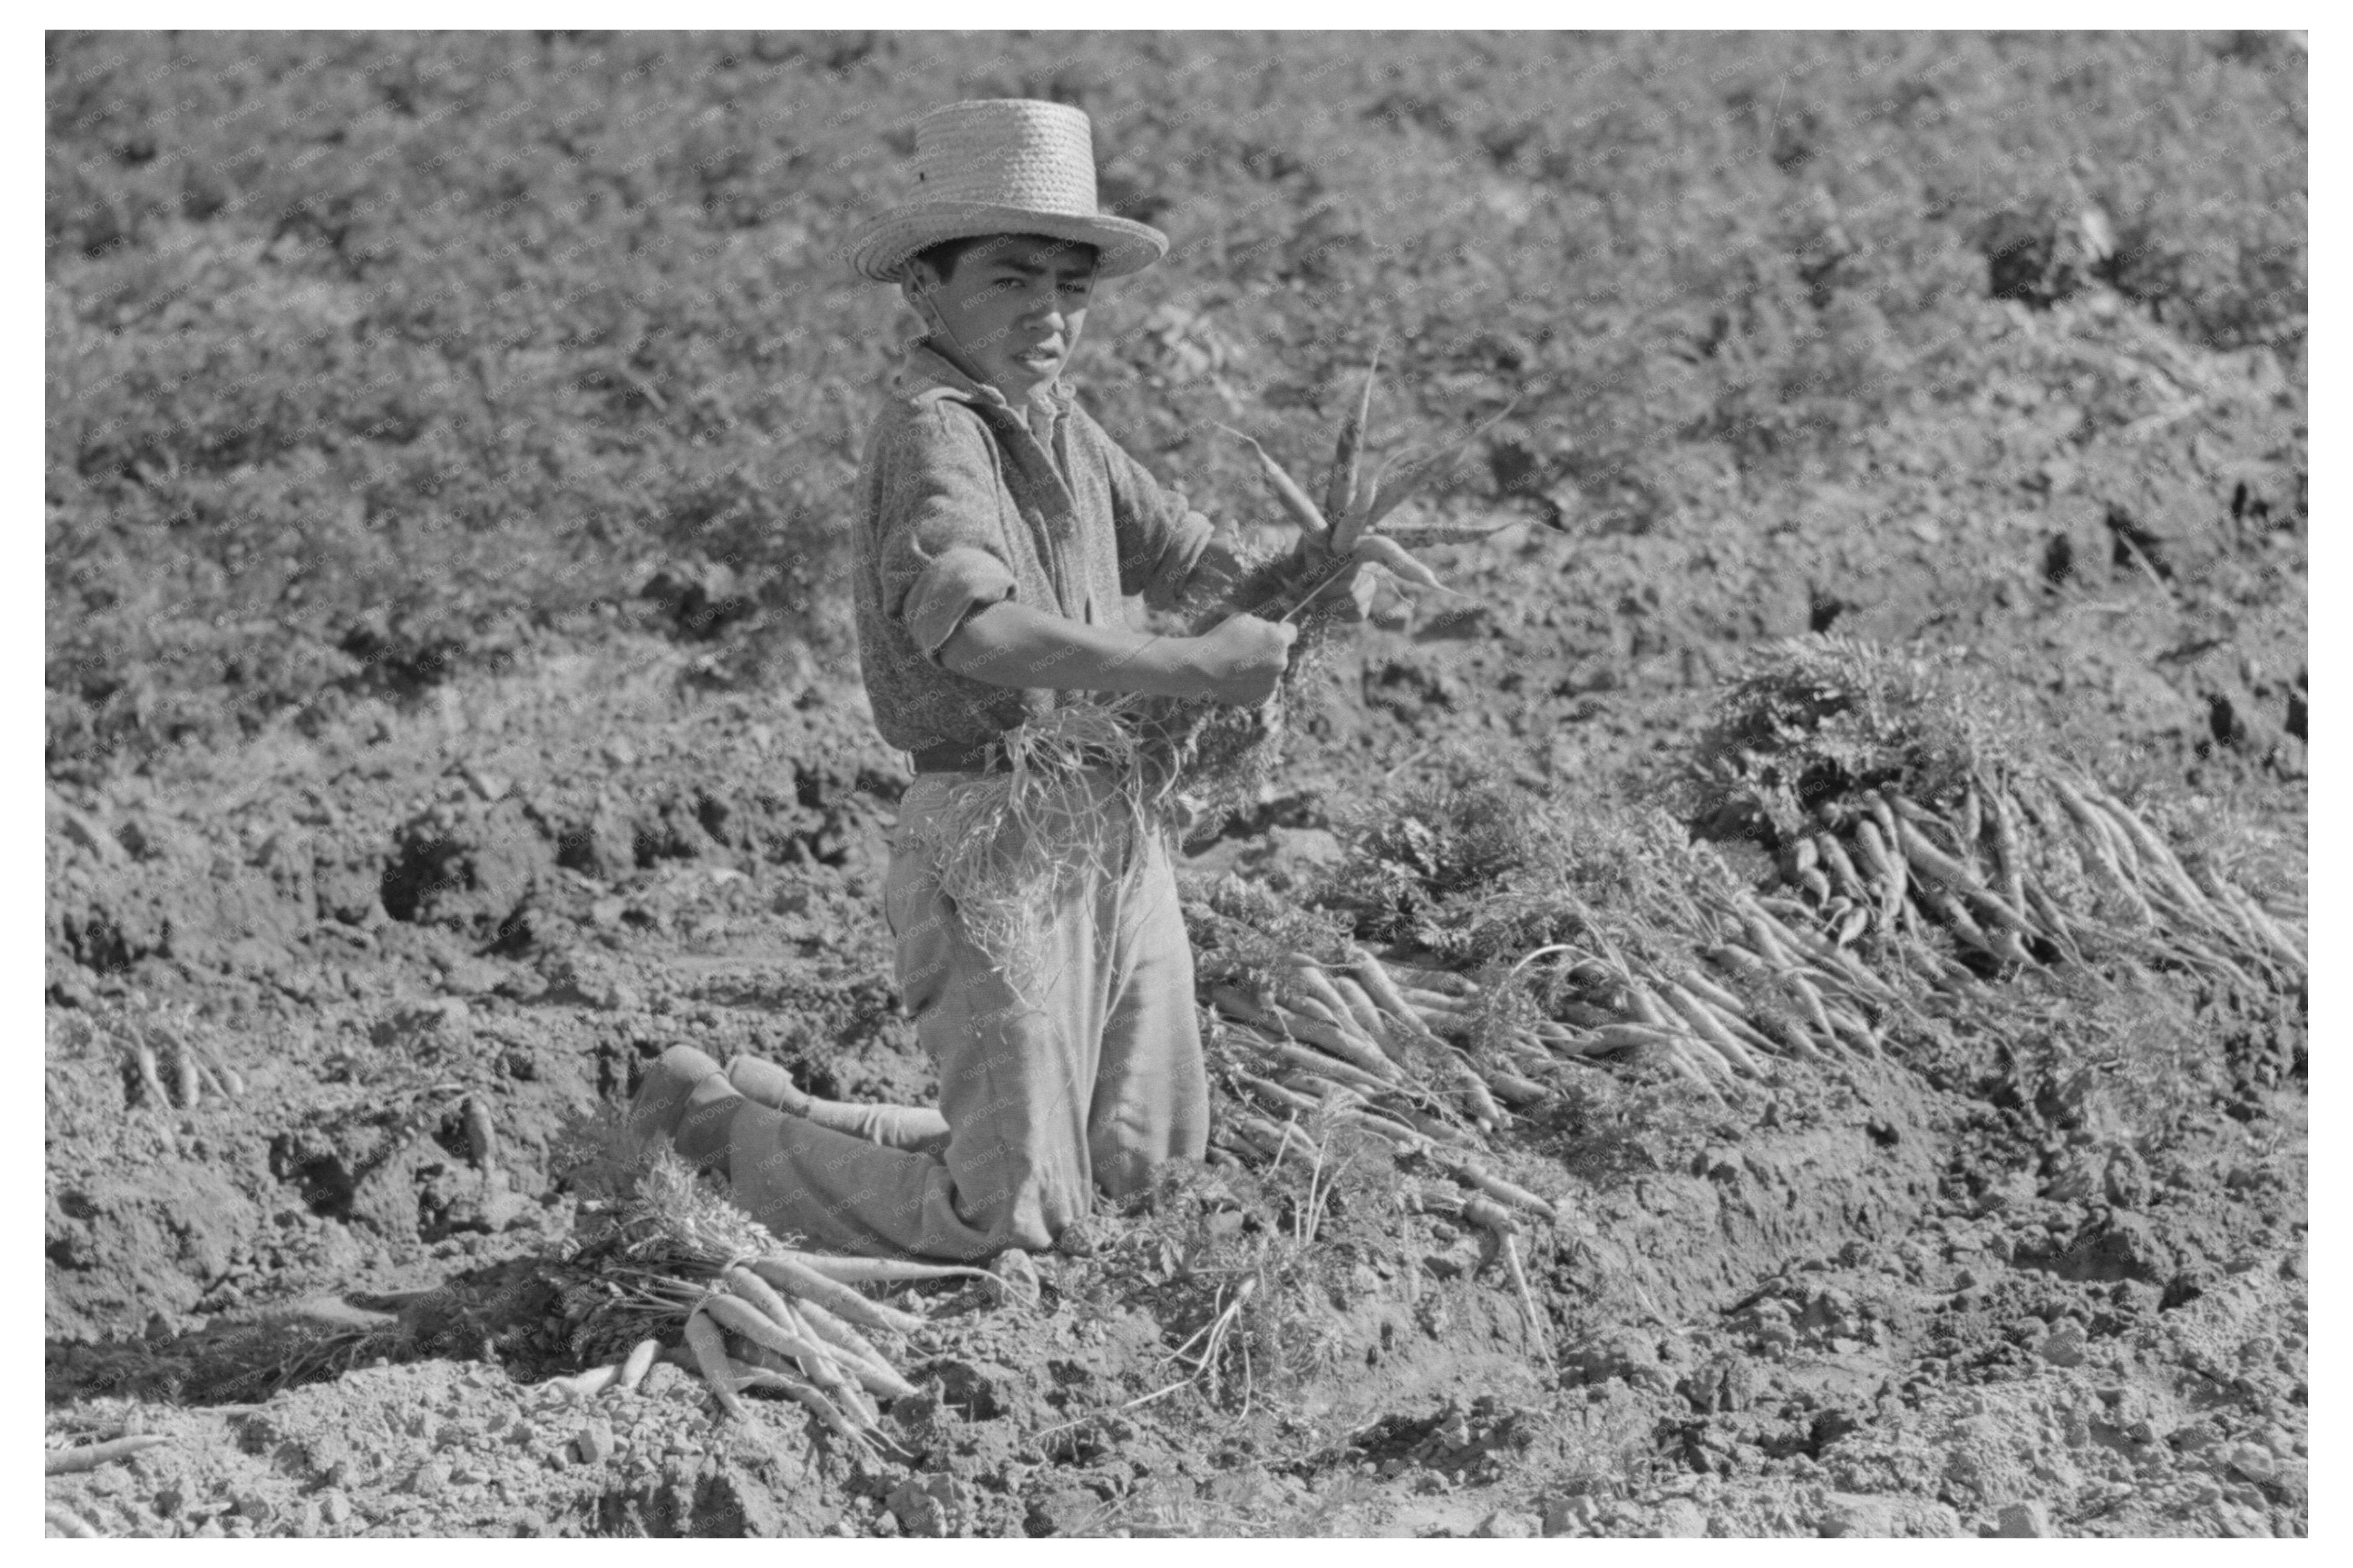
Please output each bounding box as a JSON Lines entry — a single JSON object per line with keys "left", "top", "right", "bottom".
{"left": 629, "top": 98, "right": 1363, "bottom": 1262}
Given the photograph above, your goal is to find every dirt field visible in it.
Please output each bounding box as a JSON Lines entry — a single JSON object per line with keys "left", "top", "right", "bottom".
{"left": 45, "top": 31, "right": 2305, "bottom": 1537}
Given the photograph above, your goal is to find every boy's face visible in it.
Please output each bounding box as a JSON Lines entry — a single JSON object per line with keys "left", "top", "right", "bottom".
{"left": 903, "top": 234, "right": 1095, "bottom": 402}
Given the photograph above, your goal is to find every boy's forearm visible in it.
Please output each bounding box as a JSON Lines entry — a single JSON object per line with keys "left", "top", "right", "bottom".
{"left": 938, "top": 601, "right": 1199, "bottom": 697}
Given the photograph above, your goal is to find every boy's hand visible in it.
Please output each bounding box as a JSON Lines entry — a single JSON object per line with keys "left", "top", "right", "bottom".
{"left": 1185, "top": 614, "right": 1298, "bottom": 706}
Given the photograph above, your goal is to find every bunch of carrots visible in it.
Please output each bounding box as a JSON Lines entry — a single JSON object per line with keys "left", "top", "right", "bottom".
{"left": 1214, "top": 339, "right": 1520, "bottom": 623}
{"left": 1760, "top": 765, "right": 2305, "bottom": 996}
{"left": 553, "top": 1154, "right": 1011, "bottom": 1451}
{"left": 1200, "top": 878, "right": 1894, "bottom": 1119}
{"left": 593, "top": 1248, "right": 988, "bottom": 1457}
{"left": 1131, "top": 348, "right": 1523, "bottom": 811}
{"left": 80, "top": 1002, "right": 244, "bottom": 1112}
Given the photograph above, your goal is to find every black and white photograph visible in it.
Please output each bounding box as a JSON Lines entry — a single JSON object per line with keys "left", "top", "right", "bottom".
{"left": 41, "top": 25, "right": 2310, "bottom": 1539}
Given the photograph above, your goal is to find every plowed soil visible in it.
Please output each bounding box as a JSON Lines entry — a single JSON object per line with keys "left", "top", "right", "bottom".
{"left": 45, "top": 30, "right": 2304, "bottom": 1538}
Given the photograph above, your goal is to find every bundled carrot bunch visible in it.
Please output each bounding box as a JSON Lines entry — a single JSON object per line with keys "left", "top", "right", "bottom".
{"left": 1688, "top": 635, "right": 2305, "bottom": 999}
{"left": 66, "top": 996, "right": 246, "bottom": 1112}
{"left": 1184, "top": 878, "right": 1582, "bottom": 1222}
{"left": 1129, "top": 346, "right": 1521, "bottom": 816}
{"left": 554, "top": 1154, "right": 1003, "bottom": 1455}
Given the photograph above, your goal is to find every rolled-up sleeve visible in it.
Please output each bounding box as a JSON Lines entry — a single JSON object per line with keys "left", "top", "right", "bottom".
{"left": 1087, "top": 411, "right": 1216, "bottom": 611}
{"left": 876, "top": 404, "right": 1021, "bottom": 662}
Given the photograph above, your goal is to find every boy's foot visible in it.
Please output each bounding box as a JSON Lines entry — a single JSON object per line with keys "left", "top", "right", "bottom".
{"left": 625, "top": 1046, "right": 733, "bottom": 1160}
{"left": 674, "top": 1072, "right": 746, "bottom": 1167}
{"left": 725, "top": 1054, "right": 813, "bottom": 1117}
{"left": 625, "top": 1036, "right": 743, "bottom": 1158}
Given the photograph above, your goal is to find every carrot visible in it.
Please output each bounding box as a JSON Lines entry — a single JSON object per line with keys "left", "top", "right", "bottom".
{"left": 792, "top": 1298, "right": 921, "bottom": 1403}
{"left": 1327, "top": 974, "right": 1397, "bottom": 1051}
{"left": 1379, "top": 960, "right": 1477, "bottom": 996}
{"left": 1238, "top": 1070, "right": 1319, "bottom": 1119}
{"left": 771, "top": 1253, "right": 995, "bottom": 1289}
{"left": 1656, "top": 965, "right": 1769, "bottom": 1036}
{"left": 1460, "top": 1193, "right": 1521, "bottom": 1238}
{"left": 1699, "top": 995, "right": 1786, "bottom": 1060}
{"left": 560, "top": 1363, "right": 619, "bottom": 1398}
{"left": 1271, "top": 1006, "right": 1403, "bottom": 1084}
{"left": 1351, "top": 533, "right": 1447, "bottom": 593}
{"left": 2068, "top": 786, "right": 2142, "bottom": 881}
{"left": 1484, "top": 1068, "right": 1551, "bottom": 1107}
{"left": 45, "top": 1504, "right": 101, "bottom": 1538}
{"left": 721, "top": 1265, "right": 817, "bottom": 1348}
{"left": 2046, "top": 775, "right": 2144, "bottom": 888}
{"left": 1214, "top": 424, "right": 1328, "bottom": 540}
{"left": 1435, "top": 1155, "right": 1558, "bottom": 1222}
{"left": 1752, "top": 901, "right": 1905, "bottom": 1004}
{"left": 462, "top": 1095, "right": 499, "bottom": 1168}
{"left": 616, "top": 1337, "right": 662, "bottom": 1395}
{"left": 191, "top": 1056, "right": 232, "bottom": 1101}
{"left": 1324, "top": 340, "right": 1382, "bottom": 546}
{"left": 1288, "top": 962, "right": 1369, "bottom": 1036}
{"left": 1236, "top": 1111, "right": 1316, "bottom": 1164}
{"left": 1778, "top": 969, "right": 1844, "bottom": 1054}
{"left": 45, "top": 1433, "right": 169, "bottom": 1474}
{"left": 1548, "top": 998, "right": 1625, "bottom": 1030}
{"left": 1395, "top": 1105, "right": 1476, "bottom": 1147}
{"left": 2205, "top": 871, "right": 2302, "bottom": 969}
{"left": 2194, "top": 872, "right": 2290, "bottom": 970}
{"left": 1448, "top": 1060, "right": 1504, "bottom": 1126}
{"left": 728, "top": 1359, "right": 874, "bottom": 1453}
{"left": 1331, "top": 1108, "right": 1418, "bottom": 1150}
{"left": 130, "top": 1028, "right": 170, "bottom": 1110}
{"left": 2022, "top": 882, "right": 2091, "bottom": 964}
{"left": 1348, "top": 949, "right": 1423, "bottom": 1020}
{"left": 1571, "top": 1022, "right": 1684, "bottom": 1054}
{"left": 1701, "top": 959, "right": 1827, "bottom": 1059}
{"left": 1399, "top": 985, "right": 1474, "bottom": 1015}
{"left": 1894, "top": 817, "right": 2041, "bottom": 945}
{"left": 1661, "top": 983, "right": 1763, "bottom": 1078}
{"left": 1352, "top": 960, "right": 1445, "bottom": 1047}
{"left": 683, "top": 1308, "right": 748, "bottom": 1422}
{"left": 1255, "top": 1035, "right": 1396, "bottom": 1098}
{"left": 1815, "top": 833, "right": 1871, "bottom": 907}
{"left": 2090, "top": 788, "right": 2217, "bottom": 918}
{"left": 1406, "top": 1007, "right": 1473, "bottom": 1043}
{"left": 746, "top": 1254, "right": 927, "bottom": 1338}
{"left": 1986, "top": 786, "right": 2029, "bottom": 921}
{"left": 704, "top": 1291, "right": 852, "bottom": 1406}
{"left": 1849, "top": 815, "right": 1895, "bottom": 901}
{"left": 1820, "top": 999, "right": 1884, "bottom": 1055}
{"left": 769, "top": 1296, "right": 880, "bottom": 1425}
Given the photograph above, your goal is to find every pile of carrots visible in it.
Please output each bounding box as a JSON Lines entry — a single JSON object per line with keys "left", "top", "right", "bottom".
{"left": 564, "top": 1245, "right": 1006, "bottom": 1456}
{"left": 1763, "top": 765, "right": 2305, "bottom": 996}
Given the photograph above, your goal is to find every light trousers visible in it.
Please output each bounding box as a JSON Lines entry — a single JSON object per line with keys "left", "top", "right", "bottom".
{"left": 722, "top": 771, "right": 1208, "bottom": 1258}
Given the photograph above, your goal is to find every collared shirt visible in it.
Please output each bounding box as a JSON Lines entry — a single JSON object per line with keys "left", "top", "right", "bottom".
{"left": 851, "top": 340, "right": 1218, "bottom": 756}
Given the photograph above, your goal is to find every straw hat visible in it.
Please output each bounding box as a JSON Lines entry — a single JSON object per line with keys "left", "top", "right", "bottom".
{"left": 845, "top": 99, "right": 1168, "bottom": 283}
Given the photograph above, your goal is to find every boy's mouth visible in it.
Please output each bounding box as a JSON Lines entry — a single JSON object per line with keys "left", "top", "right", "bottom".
{"left": 1010, "top": 343, "right": 1063, "bottom": 369}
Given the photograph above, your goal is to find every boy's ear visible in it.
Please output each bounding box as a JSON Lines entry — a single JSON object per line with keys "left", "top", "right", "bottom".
{"left": 900, "top": 264, "right": 947, "bottom": 328}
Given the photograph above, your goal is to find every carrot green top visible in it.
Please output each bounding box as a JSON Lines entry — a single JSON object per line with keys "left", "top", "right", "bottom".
{"left": 851, "top": 340, "right": 1217, "bottom": 756}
